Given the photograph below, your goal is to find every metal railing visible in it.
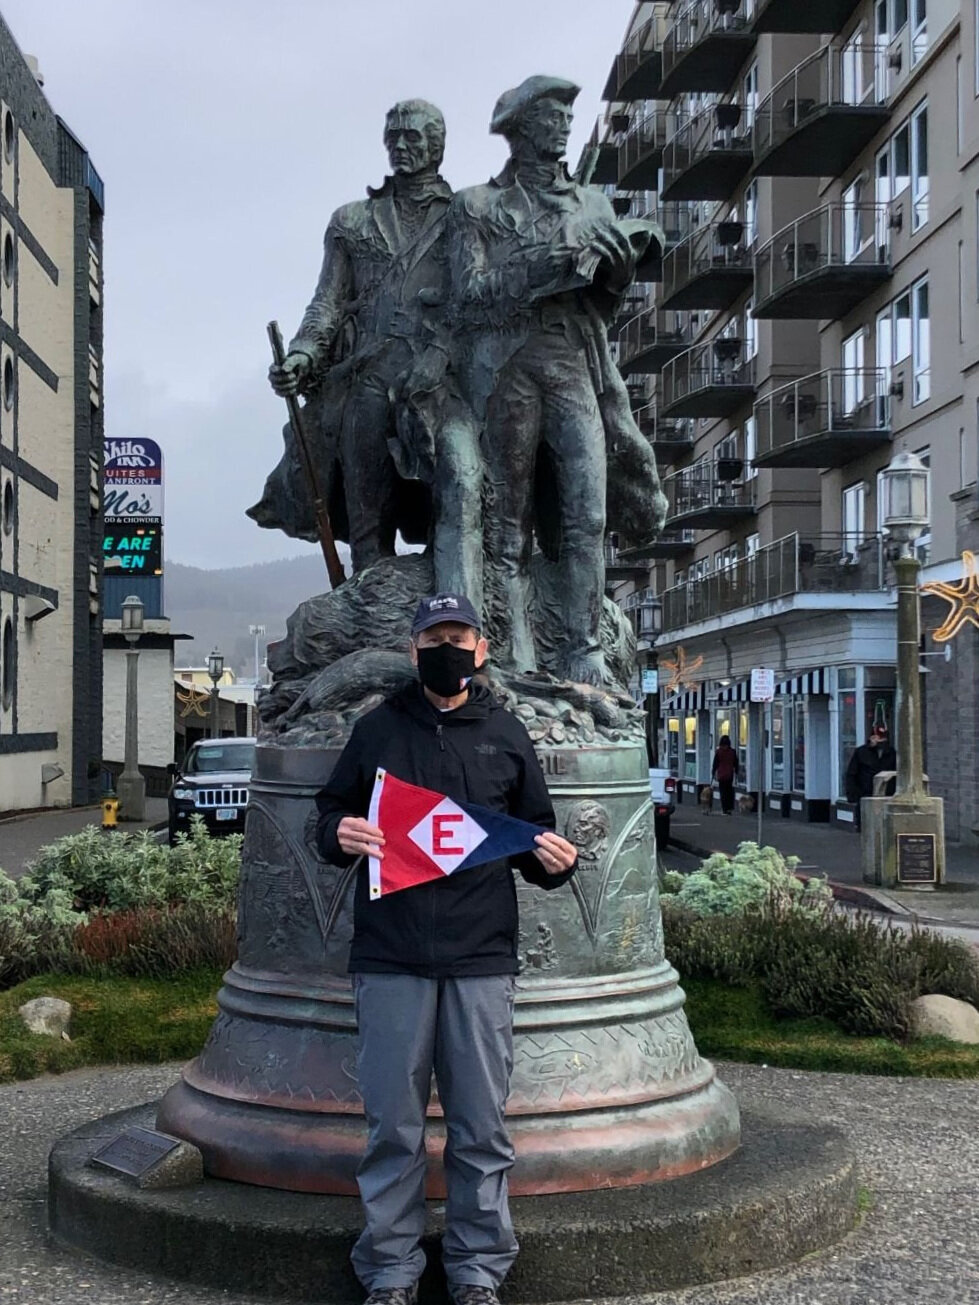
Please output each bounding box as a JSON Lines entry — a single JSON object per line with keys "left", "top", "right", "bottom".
{"left": 618, "top": 308, "right": 689, "bottom": 367}
{"left": 614, "top": 8, "right": 671, "bottom": 94}
{"left": 662, "top": 531, "right": 887, "bottom": 629}
{"left": 662, "top": 340, "right": 756, "bottom": 412}
{"left": 663, "top": 460, "right": 756, "bottom": 520}
{"left": 753, "top": 369, "right": 889, "bottom": 460}
{"left": 754, "top": 203, "right": 890, "bottom": 307}
{"left": 633, "top": 400, "right": 693, "bottom": 448}
{"left": 663, "top": 103, "right": 752, "bottom": 182}
{"left": 619, "top": 109, "right": 676, "bottom": 181}
{"left": 664, "top": 0, "right": 753, "bottom": 81}
{"left": 753, "top": 42, "right": 889, "bottom": 160}
{"left": 663, "top": 219, "right": 753, "bottom": 303}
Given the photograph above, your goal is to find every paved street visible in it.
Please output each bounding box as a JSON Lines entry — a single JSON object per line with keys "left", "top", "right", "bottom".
{"left": 0, "top": 801, "right": 169, "bottom": 881}
{"left": 1, "top": 1060, "right": 976, "bottom": 1303}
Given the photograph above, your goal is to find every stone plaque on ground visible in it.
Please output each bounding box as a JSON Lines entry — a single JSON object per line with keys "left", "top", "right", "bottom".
{"left": 896, "top": 833, "right": 937, "bottom": 885}
{"left": 90, "top": 1126, "right": 202, "bottom": 1189}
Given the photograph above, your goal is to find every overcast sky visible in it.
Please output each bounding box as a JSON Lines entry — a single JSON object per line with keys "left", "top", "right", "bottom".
{"left": 3, "top": 0, "right": 631, "bottom": 568}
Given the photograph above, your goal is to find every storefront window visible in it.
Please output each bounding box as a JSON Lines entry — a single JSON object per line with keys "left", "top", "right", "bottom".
{"left": 770, "top": 701, "right": 792, "bottom": 792}
{"left": 738, "top": 708, "right": 749, "bottom": 750}
{"left": 792, "top": 699, "right": 806, "bottom": 792}
{"left": 684, "top": 716, "right": 697, "bottom": 780}
{"left": 667, "top": 717, "right": 680, "bottom": 774}
{"left": 865, "top": 689, "right": 895, "bottom": 748}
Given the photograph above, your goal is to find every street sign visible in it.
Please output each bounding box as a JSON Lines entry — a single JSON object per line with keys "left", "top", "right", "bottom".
{"left": 750, "top": 667, "right": 775, "bottom": 703}
{"left": 641, "top": 669, "right": 659, "bottom": 695}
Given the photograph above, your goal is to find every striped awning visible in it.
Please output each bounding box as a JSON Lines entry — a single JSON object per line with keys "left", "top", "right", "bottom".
{"left": 662, "top": 683, "right": 706, "bottom": 714}
{"left": 776, "top": 668, "right": 829, "bottom": 697}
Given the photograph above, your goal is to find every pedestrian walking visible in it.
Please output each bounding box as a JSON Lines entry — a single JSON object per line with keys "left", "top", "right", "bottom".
{"left": 315, "top": 592, "right": 578, "bottom": 1305}
{"left": 845, "top": 725, "right": 897, "bottom": 830}
{"left": 711, "top": 734, "right": 741, "bottom": 816}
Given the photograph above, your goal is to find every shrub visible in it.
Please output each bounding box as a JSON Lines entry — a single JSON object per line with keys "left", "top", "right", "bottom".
{"left": 664, "top": 900, "right": 979, "bottom": 1042}
{"left": 74, "top": 903, "right": 237, "bottom": 978}
{"left": 660, "top": 841, "right": 832, "bottom": 918}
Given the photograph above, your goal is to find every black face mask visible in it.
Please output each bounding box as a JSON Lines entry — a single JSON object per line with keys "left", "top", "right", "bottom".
{"left": 416, "top": 643, "right": 477, "bottom": 698}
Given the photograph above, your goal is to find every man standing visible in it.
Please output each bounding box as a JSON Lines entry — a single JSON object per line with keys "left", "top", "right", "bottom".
{"left": 316, "top": 593, "right": 578, "bottom": 1305}
{"left": 845, "top": 725, "right": 897, "bottom": 829}
{"left": 711, "top": 733, "right": 741, "bottom": 816}
{"left": 447, "top": 76, "right": 666, "bottom": 685}
{"left": 257, "top": 100, "right": 481, "bottom": 597}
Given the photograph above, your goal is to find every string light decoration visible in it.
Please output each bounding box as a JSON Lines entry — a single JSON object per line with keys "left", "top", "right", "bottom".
{"left": 920, "top": 551, "right": 979, "bottom": 642}
{"left": 661, "top": 645, "right": 705, "bottom": 694}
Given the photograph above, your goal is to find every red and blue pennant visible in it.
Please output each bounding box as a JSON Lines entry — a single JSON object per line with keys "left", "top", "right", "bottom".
{"left": 366, "top": 768, "right": 546, "bottom": 899}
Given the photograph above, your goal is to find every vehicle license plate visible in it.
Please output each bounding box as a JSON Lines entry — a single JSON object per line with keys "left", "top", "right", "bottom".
{"left": 216, "top": 808, "right": 238, "bottom": 821}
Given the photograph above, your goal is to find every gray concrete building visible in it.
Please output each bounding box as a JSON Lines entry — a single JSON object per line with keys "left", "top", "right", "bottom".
{"left": 593, "top": 0, "right": 979, "bottom": 843}
{"left": 0, "top": 14, "right": 105, "bottom": 812}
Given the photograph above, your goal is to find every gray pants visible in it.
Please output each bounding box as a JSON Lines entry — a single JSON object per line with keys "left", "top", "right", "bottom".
{"left": 351, "top": 973, "right": 518, "bottom": 1293}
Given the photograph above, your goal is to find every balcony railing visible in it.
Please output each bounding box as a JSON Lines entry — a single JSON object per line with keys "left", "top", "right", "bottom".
{"left": 619, "top": 109, "right": 674, "bottom": 189}
{"left": 604, "top": 9, "right": 670, "bottom": 102}
{"left": 663, "top": 461, "right": 756, "bottom": 528}
{"left": 662, "top": 218, "right": 753, "bottom": 311}
{"left": 753, "top": 43, "right": 891, "bottom": 177}
{"left": 623, "top": 586, "right": 663, "bottom": 640}
{"left": 662, "top": 532, "right": 887, "bottom": 630}
{"left": 619, "top": 308, "right": 690, "bottom": 375}
{"left": 753, "top": 203, "right": 892, "bottom": 320}
{"left": 618, "top": 529, "right": 696, "bottom": 561}
{"left": 753, "top": 369, "right": 891, "bottom": 468}
{"left": 661, "top": 339, "right": 756, "bottom": 419}
{"left": 662, "top": 0, "right": 757, "bottom": 98}
{"left": 661, "top": 104, "right": 753, "bottom": 202}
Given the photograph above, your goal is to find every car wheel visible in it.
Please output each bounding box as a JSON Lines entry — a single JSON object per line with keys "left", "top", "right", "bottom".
{"left": 654, "top": 814, "right": 670, "bottom": 850}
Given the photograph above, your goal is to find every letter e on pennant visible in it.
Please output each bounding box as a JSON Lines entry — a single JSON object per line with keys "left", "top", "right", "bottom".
{"left": 408, "top": 798, "right": 489, "bottom": 875}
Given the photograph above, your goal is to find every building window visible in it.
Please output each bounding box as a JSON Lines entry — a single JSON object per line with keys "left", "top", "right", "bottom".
{"left": 2, "top": 356, "right": 13, "bottom": 411}
{"left": 770, "top": 701, "right": 790, "bottom": 792}
{"left": 842, "top": 328, "right": 866, "bottom": 413}
{"left": 744, "top": 298, "right": 757, "bottom": 360}
{"left": 838, "top": 681, "right": 858, "bottom": 798}
{"left": 911, "top": 101, "right": 928, "bottom": 229}
{"left": 841, "top": 30, "right": 865, "bottom": 104}
{"left": 2, "top": 111, "right": 13, "bottom": 165}
{"left": 1, "top": 617, "right": 12, "bottom": 711}
{"left": 912, "top": 277, "right": 930, "bottom": 403}
{"left": 911, "top": 0, "right": 927, "bottom": 63}
{"left": 1, "top": 479, "right": 11, "bottom": 535}
{"left": 842, "top": 176, "right": 865, "bottom": 262}
{"left": 793, "top": 700, "right": 807, "bottom": 792}
{"left": 843, "top": 481, "right": 866, "bottom": 557}
{"left": 684, "top": 715, "right": 697, "bottom": 780}
{"left": 2, "top": 233, "right": 12, "bottom": 287}
{"left": 913, "top": 445, "right": 931, "bottom": 562}
{"left": 746, "top": 532, "right": 760, "bottom": 556}
{"left": 742, "top": 62, "right": 758, "bottom": 133}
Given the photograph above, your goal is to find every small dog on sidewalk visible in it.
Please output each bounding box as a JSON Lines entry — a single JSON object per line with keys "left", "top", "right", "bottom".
{"left": 699, "top": 785, "right": 714, "bottom": 815}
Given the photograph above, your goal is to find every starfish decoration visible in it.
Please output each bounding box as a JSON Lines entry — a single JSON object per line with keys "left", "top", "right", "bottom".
{"left": 661, "top": 645, "right": 705, "bottom": 694}
{"left": 176, "top": 685, "right": 211, "bottom": 719}
{"left": 920, "top": 551, "right": 979, "bottom": 642}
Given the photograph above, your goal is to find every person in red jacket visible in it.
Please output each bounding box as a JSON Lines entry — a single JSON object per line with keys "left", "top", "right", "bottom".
{"left": 711, "top": 734, "right": 741, "bottom": 815}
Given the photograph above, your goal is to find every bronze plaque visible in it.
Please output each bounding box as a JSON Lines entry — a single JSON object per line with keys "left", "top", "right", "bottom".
{"left": 90, "top": 1126, "right": 179, "bottom": 1181}
{"left": 896, "top": 833, "right": 937, "bottom": 885}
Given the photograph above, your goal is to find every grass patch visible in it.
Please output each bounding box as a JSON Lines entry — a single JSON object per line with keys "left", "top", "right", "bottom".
{"left": 684, "top": 978, "right": 979, "bottom": 1078}
{"left": 0, "top": 969, "right": 222, "bottom": 1084}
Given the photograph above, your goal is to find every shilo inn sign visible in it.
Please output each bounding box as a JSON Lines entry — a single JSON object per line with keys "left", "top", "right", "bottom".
{"left": 104, "top": 438, "right": 164, "bottom": 519}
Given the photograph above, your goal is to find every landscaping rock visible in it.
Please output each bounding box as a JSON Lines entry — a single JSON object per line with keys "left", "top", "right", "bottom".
{"left": 910, "top": 994, "right": 979, "bottom": 1045}
{"left": 18, "top": 996, "right": 72, "bottom": 1040}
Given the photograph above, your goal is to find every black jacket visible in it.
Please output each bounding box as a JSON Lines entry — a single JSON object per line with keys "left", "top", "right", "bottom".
{"left": 315, "top": 683, "right": 576, "bottom": 977}
{"left": 845, "top": 741, "right": 897, "bottom": 802}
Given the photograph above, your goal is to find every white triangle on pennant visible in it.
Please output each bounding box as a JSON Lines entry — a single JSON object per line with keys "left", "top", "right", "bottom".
{"left": 408, "top": 797, "right": 489, "bottom": 875}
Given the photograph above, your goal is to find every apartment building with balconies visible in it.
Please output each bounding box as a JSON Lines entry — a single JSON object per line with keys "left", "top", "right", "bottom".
{"left": 0, "top": 15, "right": 105, "bottom": 811}
{"left": 590, "top": 0, "right": 979, "bottom": 840}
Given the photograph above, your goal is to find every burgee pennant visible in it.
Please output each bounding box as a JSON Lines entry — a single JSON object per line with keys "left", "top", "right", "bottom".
{"left": 366, "top": 768, "right": 546, "bottom": 899}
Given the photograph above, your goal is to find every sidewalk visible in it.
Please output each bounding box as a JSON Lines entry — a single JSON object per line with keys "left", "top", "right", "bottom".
{"left": 669, "top": 801, "right": 979, "bottom": 928}
{"left": 0, "top": 800, "right": 169, "bottom": 880}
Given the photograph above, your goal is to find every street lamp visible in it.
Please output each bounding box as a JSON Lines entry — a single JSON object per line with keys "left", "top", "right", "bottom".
{"left": 207, "top": 648, "right": 224, "bottom": 739}
{"left": 880, "top": 450, "right": 929, "bottom": 800}
{"left": 864, "top": 449, "right": 946, "bottom": 887}
{"left": 116, "top": 595, "right": 145, "bottom": 822}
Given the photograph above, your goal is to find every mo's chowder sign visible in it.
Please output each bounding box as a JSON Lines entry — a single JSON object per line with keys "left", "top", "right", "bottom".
{"left": 103, "top": 438, "right": 163, "bottom": 518}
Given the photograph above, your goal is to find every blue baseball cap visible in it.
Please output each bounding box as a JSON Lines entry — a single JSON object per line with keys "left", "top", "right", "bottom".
{"left": 411, "top": 593, "right": 481, "bottom": 636}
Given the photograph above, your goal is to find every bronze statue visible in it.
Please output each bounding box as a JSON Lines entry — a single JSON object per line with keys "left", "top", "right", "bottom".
{"left": 446, "top": 76, "right": 667, "bottom": 686}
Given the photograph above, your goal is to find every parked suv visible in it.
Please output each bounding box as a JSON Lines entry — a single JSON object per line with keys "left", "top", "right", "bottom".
{"left": 649, "top": 767, "right": 677, "bottom": 849}
{"left": 167, "top": 737, "right": 256, "bottom": 844}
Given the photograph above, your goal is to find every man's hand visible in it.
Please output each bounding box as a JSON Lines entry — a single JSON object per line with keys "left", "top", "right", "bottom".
{"left": 533, "top": 831, "right": 578, "bottom": 876}
{"left": 526, "top": 245, "right": 574, "bottom": 290}
{"left": 337, "top": 816, "right": 385, "bottom": 859}
{"left": 269, "top": 350, "right": 313, "bottom": 397}
{"left": 587, "top": 223, "right": 636, "bottom": 292}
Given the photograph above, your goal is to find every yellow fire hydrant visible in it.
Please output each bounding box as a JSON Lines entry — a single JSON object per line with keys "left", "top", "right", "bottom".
{"left": 101, "top": 796, "right": 119, "bottom": 829}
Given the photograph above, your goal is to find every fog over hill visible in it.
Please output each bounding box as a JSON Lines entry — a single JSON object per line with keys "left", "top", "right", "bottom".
{"left": 164, "top": 551, "right": 345, "bottom": 676}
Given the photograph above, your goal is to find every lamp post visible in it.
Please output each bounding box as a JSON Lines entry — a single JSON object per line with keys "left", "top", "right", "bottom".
{"left": 864, "top": 449, "right": 945, "bottom": 887}
{"left": 249, "top": 624, "right": 266, "bottom": 686}
{"left": 116, "top": 594, "right": 145, "bottom": 822}
{"left": 207, "top": 648, "right": 224, "bottom": 739}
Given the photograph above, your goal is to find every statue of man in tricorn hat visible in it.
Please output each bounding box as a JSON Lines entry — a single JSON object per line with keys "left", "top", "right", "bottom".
{"left": 445, "top": 74, "right": 668, "bottom": 686}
